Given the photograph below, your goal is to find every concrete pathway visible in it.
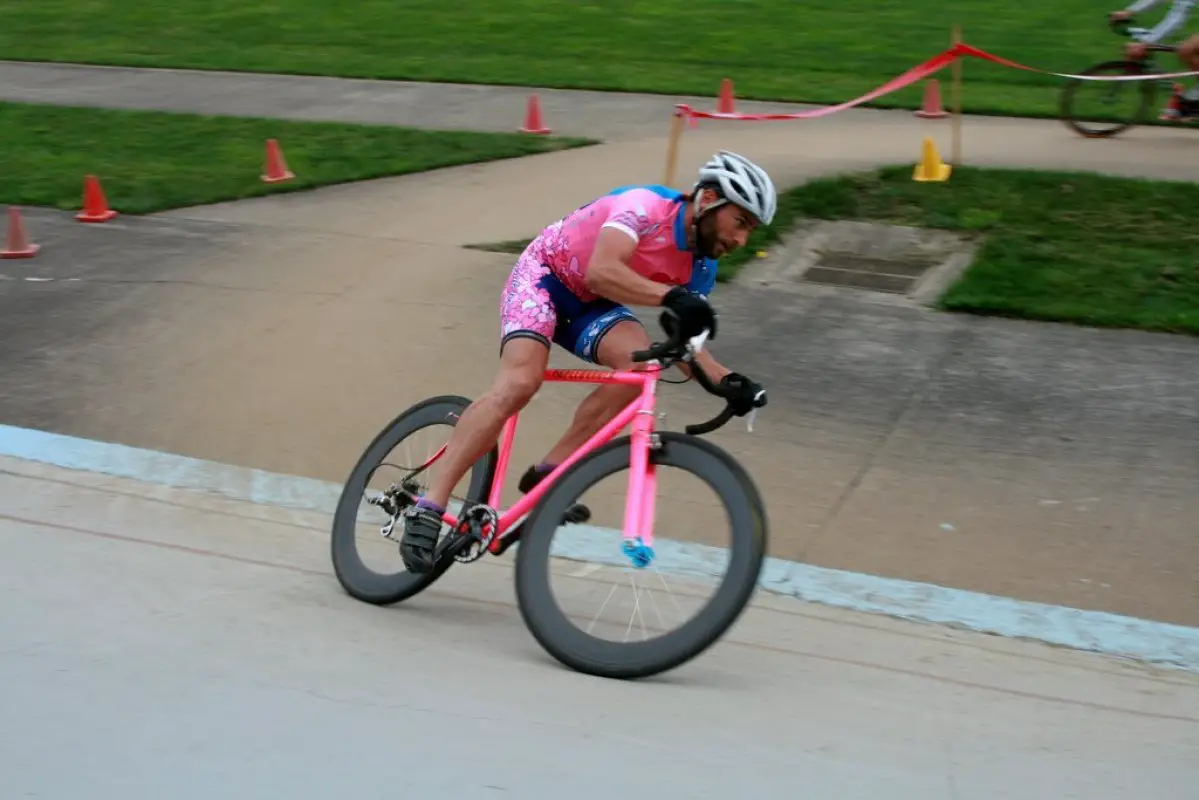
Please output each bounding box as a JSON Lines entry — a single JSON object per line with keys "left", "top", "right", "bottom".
{"left": 0, "top": 58, "right": 814, "bottom": 141}
{"left": 1, "top": 60, "right": 1197, "bottom": 641}
{"left": 3, "top": 57, "right": 1198, "bottom": 163}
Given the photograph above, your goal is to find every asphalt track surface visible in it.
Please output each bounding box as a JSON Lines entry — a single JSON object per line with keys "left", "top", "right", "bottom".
{"left": 2, "top": 454, "right": 1197, "bottom": 798}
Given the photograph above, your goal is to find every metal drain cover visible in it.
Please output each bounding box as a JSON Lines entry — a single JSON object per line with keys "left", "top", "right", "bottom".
{"left": 801, "top": 253, "right": 938, "bottom": 294}
{"left": 748, "top": 220, "right": 980, "bottom": 302}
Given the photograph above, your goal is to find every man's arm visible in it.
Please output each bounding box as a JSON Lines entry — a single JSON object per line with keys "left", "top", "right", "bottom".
{"left": 1125, "top": 0, "right": 1194, "bottom": 41}
{"left": 691, "top": 348, "right": 732, "bottom": 382}
{"left": 669, "top": 346, "right": 731, "bottom": 382}
{"left": 584, "top": 227, "right": 673, "bottom": 307}
{"left": 1145, "top": 0, "right": 1195, "bottom": 42}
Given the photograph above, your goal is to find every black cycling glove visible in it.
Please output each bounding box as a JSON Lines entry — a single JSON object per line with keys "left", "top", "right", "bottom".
{"left": 720, "top": 372, "right": 767, "bottom": 417}
{"left": 660, "top": 286, "right": 717, "bottom": 341}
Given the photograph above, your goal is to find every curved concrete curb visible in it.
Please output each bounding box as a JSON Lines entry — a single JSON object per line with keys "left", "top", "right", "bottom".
{"left": 1, "top": 423, "right": 1195, "bottom": 673}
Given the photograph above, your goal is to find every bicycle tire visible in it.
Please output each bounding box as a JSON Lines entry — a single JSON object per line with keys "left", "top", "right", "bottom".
{"left": 1059, "top": 59, "right": 1157, "bottom": 138}
{"left": 514, "top": 432, "right": 768, "bottom": 680}
{"left": 331, "top": 395, "right": 497, "bottom": 605}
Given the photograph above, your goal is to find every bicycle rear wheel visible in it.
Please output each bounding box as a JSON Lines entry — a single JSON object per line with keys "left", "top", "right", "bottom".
{"left": 331, "top": 395, "right": 497, "bottom": 605}
{"left": 1059, "top": 60, "right": 1158, "bottom": 138}
{"left": 513, "top": 432, "right": 768, "bottom": 680}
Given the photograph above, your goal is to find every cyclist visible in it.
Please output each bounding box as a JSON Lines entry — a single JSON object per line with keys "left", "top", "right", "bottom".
{"left": 398, "top": 150, "right": 775, "bottom": 574}
{"left": 1111, "top": 0, "right": 1199, "bottom": 118}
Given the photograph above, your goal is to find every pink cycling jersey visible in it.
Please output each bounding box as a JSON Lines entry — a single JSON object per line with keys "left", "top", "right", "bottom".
{"left": 499, "top": 184, "right": 717, "bottom": 363}
{"left": 536, "top": 186, "right": 715, "bottom": 300}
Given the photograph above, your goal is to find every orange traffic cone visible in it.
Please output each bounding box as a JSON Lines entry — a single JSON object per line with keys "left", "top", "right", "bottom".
{"left": 1, "top": 207, "right": 40, "bottom": 259}
{"left": 262, "top": 139, "right": 295, "bottom": 183}
{"left": 914, "top": 79, "right": 949, "bottom": 119}
{"left": 716, "top": 78, "right": 736, "bottom": 114}
{"left": 76, "top": 175, "right": 118, "bottom": 223}
{"left": 519, "top": 94, "right": 551, "bottom": 134}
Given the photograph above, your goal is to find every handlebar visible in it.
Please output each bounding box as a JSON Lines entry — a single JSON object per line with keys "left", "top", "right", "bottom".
{"left": 629, "top": 311, "right": 767, "bottom": 436}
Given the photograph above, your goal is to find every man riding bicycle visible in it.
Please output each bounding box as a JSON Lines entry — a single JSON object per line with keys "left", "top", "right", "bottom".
{"left": 398, "top": 150, "right": 775, "bottom": 574}
{"left": 1111, "top": 0, "right": 1199, "bottom": 118}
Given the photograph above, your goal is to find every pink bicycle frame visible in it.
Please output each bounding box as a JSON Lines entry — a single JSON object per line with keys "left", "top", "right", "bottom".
{"left": 438, "top": 366, "right": 662, "bottom": 553}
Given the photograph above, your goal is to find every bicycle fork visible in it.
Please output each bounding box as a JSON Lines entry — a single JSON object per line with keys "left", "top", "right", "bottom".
{"left": 622, "top": 374, "right": 661, "bottom": 569}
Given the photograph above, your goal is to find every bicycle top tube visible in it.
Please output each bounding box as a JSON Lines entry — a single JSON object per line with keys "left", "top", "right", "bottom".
{"left": 543, "top": 368, "right": 660, "bottom": 386}
{"left": 438, "top": 323, "right": 757, "bottom": 543}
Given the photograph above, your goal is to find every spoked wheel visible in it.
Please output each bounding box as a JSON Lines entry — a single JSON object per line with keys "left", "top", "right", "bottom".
{"left": 331, "top": 395, "right": 497, "bottom": 605}
{"left": 1059, "top": 60, "right": 1158, "bottom": 138}
{"left": 514, "top": 432, "right": 768, "bottom": 680}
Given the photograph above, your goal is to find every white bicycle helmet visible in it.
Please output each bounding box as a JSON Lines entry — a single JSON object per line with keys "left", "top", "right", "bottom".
{"left": 693, "top": 150, "right": 777, "bottom": 226}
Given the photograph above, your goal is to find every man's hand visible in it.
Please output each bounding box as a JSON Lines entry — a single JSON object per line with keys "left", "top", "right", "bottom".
{"left": 1126, "top": 41, "right": 1149, "bottom": 59}
{"left": 1111, "top": 10, "right": 1134, "bottom": 22}
{"left": 719, "top": 372, "right": 767, "bottom": 417}
{"left": 660, "top": 286, "right": 717, "bottom": 341}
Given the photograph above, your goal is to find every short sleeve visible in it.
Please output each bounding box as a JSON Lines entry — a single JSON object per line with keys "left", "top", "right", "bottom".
{"left": 600, "top": 189, "right": 668, "bottom": 243}
{"left": 686, "top": 257, "right": 718, "bottom": 298}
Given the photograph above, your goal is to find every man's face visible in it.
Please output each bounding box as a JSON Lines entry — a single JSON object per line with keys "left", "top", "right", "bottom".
{"left": 696, "top": 191, "right": 760, "bottom": 259}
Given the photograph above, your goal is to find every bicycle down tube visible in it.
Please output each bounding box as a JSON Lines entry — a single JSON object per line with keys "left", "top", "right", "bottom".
{"left": 434, "top": 366, "right": 664, "bottom": 551}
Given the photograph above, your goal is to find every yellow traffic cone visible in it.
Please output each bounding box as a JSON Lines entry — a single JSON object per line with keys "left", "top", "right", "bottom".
{"left": 912, "top": 137, "right": 951, "bottom": 182}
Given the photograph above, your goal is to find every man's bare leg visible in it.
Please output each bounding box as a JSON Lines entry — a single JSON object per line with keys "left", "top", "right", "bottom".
{"left": 400, "top": 337, "right": 549, "bottom": 572}
{"left": 538, "top": 320, "right": 652, "bottom": 469}
{"left": 486, "top": 322, "right": 652, "bottom": 555}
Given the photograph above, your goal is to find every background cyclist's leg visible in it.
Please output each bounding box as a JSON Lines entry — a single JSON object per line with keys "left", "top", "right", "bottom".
{"left": 537, "top": 317, "right": 651, "bottom": 472}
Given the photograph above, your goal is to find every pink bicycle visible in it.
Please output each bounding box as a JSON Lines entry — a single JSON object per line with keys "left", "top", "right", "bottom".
{"left": 330, "top": 318, "right": 768, "bottom": 679}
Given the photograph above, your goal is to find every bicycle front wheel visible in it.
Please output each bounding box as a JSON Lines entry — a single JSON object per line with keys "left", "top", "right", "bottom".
{"left": 1059, "top": 60, "right": 1157, "bottom": 138}
{"left": 514, "top": 432, "right": 768, "bottom": 680}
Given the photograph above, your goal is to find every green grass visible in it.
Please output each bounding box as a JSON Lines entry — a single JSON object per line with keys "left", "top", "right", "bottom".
{"left": 0, "top": 102, "right": 591, "bottom": 214}
{"left": 724, "top": 166, "right": 1199, "bottom": 335}
{"left": 0, "top": 1, "right": 1164, "bottom": 118}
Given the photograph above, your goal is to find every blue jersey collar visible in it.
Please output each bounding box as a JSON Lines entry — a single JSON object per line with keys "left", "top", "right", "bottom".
{"left": 672, "top": 199, "right": 690, "bottom": 251}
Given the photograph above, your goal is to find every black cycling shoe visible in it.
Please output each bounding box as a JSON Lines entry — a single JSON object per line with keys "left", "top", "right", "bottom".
{"left": 399, "top": 505, "right": 443, "bottom": 573}
{"left": 517, "top": 464, "right": 552, "bottom": 494}
{"left": 518, "top": 464, "right": 592, "bottom": 523}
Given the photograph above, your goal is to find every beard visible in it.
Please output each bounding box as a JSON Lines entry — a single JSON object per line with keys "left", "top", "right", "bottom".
{"left": 695, "top": 213, "right": 723, "bottom": 259}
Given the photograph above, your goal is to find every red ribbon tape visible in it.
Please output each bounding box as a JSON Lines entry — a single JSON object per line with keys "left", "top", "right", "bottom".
{"left": 676, "top": 42, "right": 1199, "bottom": 122}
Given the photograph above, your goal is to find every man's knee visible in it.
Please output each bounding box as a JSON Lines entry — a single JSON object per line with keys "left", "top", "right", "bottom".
{"left": 491, "top": 337, "right": 549, "bottom": 413}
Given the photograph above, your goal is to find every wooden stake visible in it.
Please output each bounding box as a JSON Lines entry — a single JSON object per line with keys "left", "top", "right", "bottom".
{"left": 663, "top": 110, "right": 686, "bottom": 187}
{"left": 951, "top": 24, "right": 963, "bottom": 165}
